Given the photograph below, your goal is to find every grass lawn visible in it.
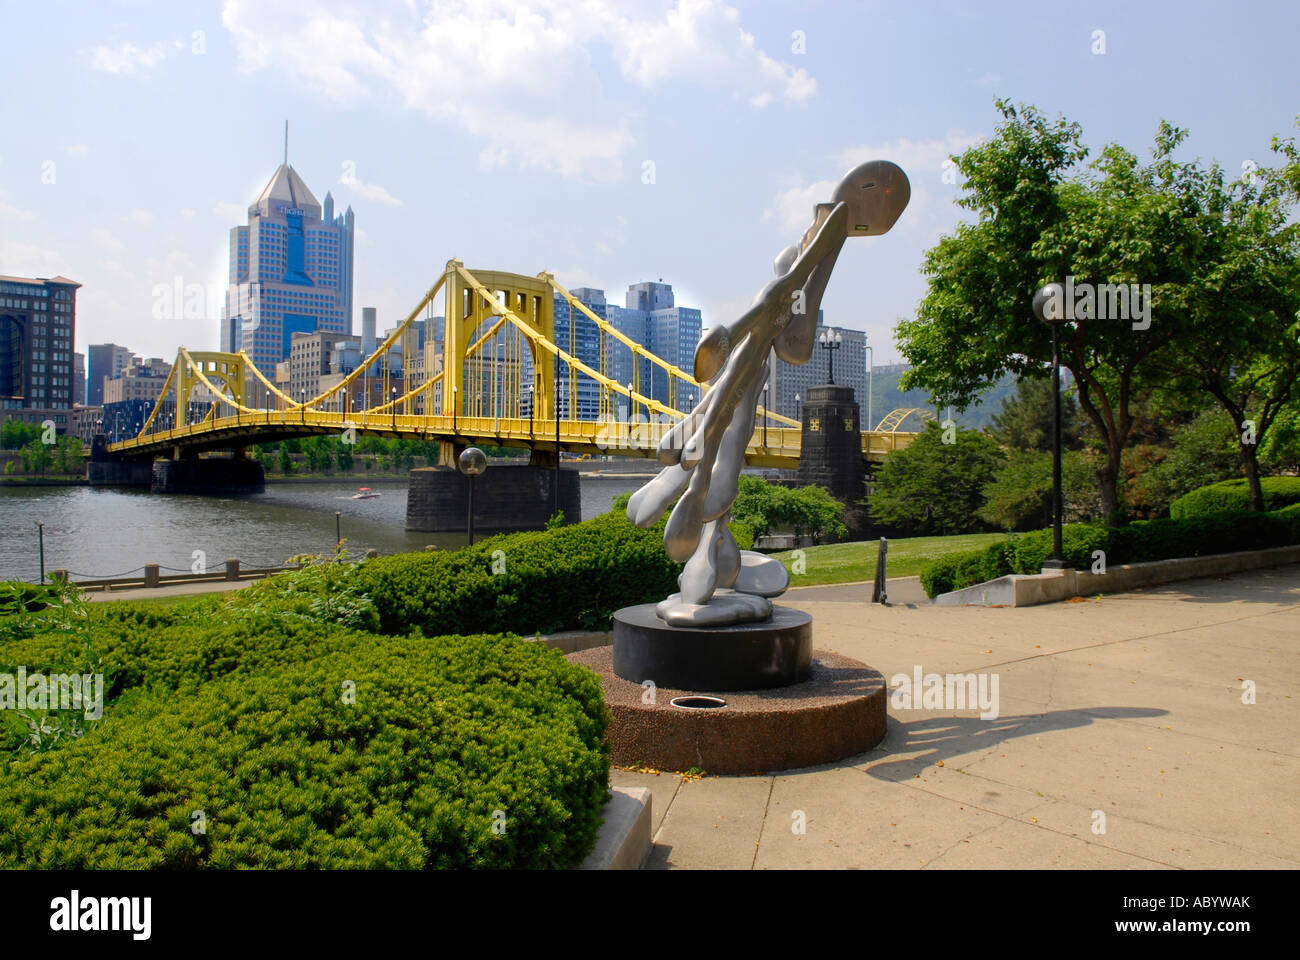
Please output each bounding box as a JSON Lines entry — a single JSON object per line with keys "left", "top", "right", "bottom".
{"left": 771, "top": 532, "right": 1007, "bottom": 587}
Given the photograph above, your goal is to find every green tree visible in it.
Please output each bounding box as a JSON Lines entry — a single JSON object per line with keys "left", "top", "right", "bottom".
{"left": 896, "top": 101, "right": 1210, "bottom": 522}
{"left": 1144, "top": 117, "right": 1300, "bottom": 511}
{"left": 1126, "top": 407, "right": 1242, "bottom": 515}
{"left": 979, "top": 448, "right": 1102, "bottom": 530}
{"left": 277, "top": 445, "right": 293, "bottom": 474}
{"left": 1, "top": 420, "right": 40, "bottom": 451}
{"left": 20, "top": 439, "right": 51, "bottom": 476}
{"left": 730, "top": 477, "right": 847, "bottom": 542}
{"left": 986, "top": 376, "right": 1080, "bottom": 452}
{"left": 869, "top": 422, "right": 1006, "bottom": 537}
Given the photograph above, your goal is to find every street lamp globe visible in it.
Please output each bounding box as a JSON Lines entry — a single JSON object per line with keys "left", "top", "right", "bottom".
{"left": 458, "top": 446, "right": 487, "bottom": 477}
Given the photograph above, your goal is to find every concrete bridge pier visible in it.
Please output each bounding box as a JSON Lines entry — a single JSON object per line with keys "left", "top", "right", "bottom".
{"left": 87, "top": 434, "right": 152, "bottom": 486}
{"left": 151, "top": 456, "right": 265, "bottom": 495}
{"left": 406, "top": 462, "right": 581, "bottom": 533}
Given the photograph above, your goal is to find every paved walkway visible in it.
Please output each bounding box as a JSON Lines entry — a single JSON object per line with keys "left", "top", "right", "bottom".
{"left": 612, "top": 565, "right": 1300, "bottom": 869}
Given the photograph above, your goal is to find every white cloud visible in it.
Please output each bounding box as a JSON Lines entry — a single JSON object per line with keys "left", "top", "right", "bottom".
{"left": 92, "top": 227, "right": 125, "bottom": 253}
{"left": 219, "top": 0, "right": 813, "bottom": 181}
{"left": 341, "top": 176, "right": 402, "bottom": 207}
{"left": 126, "top": 208, "right": 154, "bottom": 224}
{"left": 180, "top": 208, "right": 196, "bottom": 218}
{"left": 84, "top": 41, "right": 171, "bottom": 75}
{"left": 0, "top": 190, "right": 34, "bottom": 222}
{"left": 0, "top": 239, "right": 72, "bottom": 279}
{"left": 213, "top": 201, "right": 245, "bottom": 219}
{"left": 65, "top": 144, "right": 89, "bottom": 157}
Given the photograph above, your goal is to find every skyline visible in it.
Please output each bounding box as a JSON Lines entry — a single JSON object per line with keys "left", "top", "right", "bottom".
{"left": 2, "top": 0, "right": 1298, "bottom": 372}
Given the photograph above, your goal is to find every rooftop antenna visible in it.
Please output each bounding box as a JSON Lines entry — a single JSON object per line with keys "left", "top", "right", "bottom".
{"left": 283, "top": 120, "right": 288, "bottom": 166}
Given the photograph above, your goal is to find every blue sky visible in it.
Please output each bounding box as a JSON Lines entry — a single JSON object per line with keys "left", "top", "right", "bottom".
{"left": 1, "top": 0, "right": 1297, "bottom": 366}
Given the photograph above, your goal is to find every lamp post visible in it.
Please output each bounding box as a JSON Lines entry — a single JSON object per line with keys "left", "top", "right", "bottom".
{"left": 795, "top": 392, "right": 801, "bottom": 421}
{"left": 818, "top": 328, "right": 843, "bottom": 384}
{"left": 335, "top": 511, "right": 342, "bottom": 552}
{"left": 458, "top": 446, "right": 487, "bottom": 546}
{"left": 865, "top": 343, "right": 874, "bottom": 432}
{"left": 391, "top": 386, "right": 397, "bottom": 431}
{"left": 300, "top": 389, "right": 306, "bottom": 424}
{"left": 1032, "top": 284, "right": 1067, "bottom": 571}
{"left": 761, "top": 381, "right": 769, "bottom": 448}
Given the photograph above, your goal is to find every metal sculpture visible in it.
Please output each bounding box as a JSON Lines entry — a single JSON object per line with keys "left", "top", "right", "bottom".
{"left": 627, "top": 161, "right": 911, "bottom": 626}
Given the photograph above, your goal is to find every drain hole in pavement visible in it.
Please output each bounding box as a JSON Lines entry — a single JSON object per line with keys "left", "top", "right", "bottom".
{"left": 670, "top": 696, "right": 727, "bottom": 710}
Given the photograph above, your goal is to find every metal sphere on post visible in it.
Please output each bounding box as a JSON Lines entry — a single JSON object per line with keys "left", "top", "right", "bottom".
{"left": 458, "top": 446, "right": 487, "bottom": 546}
{"left": 1032, "top": 283, "right": 1067, "bottom": 571}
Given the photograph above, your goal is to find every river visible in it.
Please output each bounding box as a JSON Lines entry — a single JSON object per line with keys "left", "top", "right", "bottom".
{"left": 0, "top": 474, "right": 646, "bottom": 583}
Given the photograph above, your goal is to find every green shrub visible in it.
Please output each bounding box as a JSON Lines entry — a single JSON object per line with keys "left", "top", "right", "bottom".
{"left": 0, "top": 633, "right": 609, "bottom": 869}
{"left": 918, "top": 504, "right": 1300, "bottom": 598}
{"left": 1010, "top": 524, "right": 1111, "bottom": 573}
{"left": 233, "top": 510, "right": 679, "bottom": 637}
{"left": 1170, "top": 477, "right": 1300, "bottom": 519}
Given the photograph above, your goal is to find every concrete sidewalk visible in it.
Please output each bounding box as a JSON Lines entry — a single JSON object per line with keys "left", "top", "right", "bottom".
{"left": 612, "top": 564, "right": 1300, "bottom": 869}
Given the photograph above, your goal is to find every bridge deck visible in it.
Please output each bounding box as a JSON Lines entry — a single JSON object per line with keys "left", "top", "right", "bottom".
{"left": 107, "top": 410, "right": 913, "bottom": 468}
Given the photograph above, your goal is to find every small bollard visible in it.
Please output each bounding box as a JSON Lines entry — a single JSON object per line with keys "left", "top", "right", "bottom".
{"left": 49, "top": 569, "right": 69, "bottom": 584}
{"left": 871, "top": 537, "right": 888, "bottom": 604}
{"left": 225, "top": 559, "right": 240, "bottom": 581}
{"left": 144, "top": 564, "right": 160, "bottom": 588}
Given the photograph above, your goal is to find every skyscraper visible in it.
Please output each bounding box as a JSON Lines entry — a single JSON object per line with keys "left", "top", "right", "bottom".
{"left": 219, "top": 162, "right": 355, "bottom": 404}
{"left": 606, "top": 280, "right": 701, "bottom": 411}
{"left": 86, "top": 343, "right": 135, "bottom": 407}
{"left": 0, "top": 274, "right": 81, "bottom": 432}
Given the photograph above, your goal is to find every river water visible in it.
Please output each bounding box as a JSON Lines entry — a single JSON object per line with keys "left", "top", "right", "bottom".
{"left": 0, "top": 475, "right": 645, "bottom": 583}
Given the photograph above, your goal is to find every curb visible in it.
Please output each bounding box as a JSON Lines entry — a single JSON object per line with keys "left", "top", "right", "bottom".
{"left": 578, "top": 786, "right": 652, "bottom": 870}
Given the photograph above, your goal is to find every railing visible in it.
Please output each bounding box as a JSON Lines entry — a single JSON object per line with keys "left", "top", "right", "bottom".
{"left": 46, "top": 559, "right": 301, "bottom": 592}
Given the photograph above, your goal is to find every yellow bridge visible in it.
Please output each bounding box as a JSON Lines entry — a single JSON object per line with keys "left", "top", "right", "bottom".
{"left": 109, "top": 262, "right": 927, "bottom": 469}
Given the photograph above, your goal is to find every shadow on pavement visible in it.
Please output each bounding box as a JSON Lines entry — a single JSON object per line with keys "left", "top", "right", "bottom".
{"left": 862, "top": 706, "right": 1168, "bottom": 782}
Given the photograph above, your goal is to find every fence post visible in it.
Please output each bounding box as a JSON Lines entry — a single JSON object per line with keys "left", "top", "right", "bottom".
{"left": 871, "top": 537, "right": 888, "bottom": 604}
{"left": 144, "top": 564, "right": 160, "bottom": 588}
{"left": 225, "top": 558, "right": 240, "bottom": 581}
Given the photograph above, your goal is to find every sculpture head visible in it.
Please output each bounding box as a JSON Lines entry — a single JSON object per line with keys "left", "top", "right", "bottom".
{"left": 832, "top": 160, "right": 910, "bottom": 237}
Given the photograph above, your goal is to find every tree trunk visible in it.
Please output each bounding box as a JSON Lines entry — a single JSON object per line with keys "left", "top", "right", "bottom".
{"left": 1240, "top": 441, "right": 1266, "bottom": 511}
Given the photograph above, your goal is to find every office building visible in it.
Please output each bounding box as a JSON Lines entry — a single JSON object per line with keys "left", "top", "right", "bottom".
{"left": 606, "top": 280, "right": 701, "bottom": 412}
{"left": 73, "top": 351, "right": 85, "bottom": 406}
{"left": 765, "top": 317, "right": 868, "bottom": 422}
{"left": 101, "top": 357, "right": 172, "bottom": 440}
{"left": 86, "top": 343, "right": 135, "bottom": 406}
{"left": 0, "top": 273, "right": 81, "bottom": 432}
{"left": 219, "top": 161, "right": 355, "bottom": 404}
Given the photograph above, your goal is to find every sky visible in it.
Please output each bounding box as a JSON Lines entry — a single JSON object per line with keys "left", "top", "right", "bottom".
{"left": 1, "top": 0, "right": 1297, "bottom": 368}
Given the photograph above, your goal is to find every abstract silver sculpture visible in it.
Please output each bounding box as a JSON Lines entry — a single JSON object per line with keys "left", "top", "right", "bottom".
{"left": 627, "top": 161, "right": 911, "bottom": 626}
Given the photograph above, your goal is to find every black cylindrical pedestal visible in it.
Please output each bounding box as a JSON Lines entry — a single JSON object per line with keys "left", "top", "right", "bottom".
{"left": 612, "top": 603, "right": 812, "bottom": 692}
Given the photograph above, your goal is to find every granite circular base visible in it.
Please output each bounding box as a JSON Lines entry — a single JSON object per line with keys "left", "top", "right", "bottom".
{"left": 569, "top": 647, "right": 888, "bottom": 775}
{"left": 612, "top": 603, "right": 812, "bottom": 692}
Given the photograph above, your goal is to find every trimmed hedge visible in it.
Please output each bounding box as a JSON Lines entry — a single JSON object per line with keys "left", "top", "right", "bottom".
{"left": 1170, "top": 477, "right": 1300, "bottom": 519}
{"left": 234, "top": 509, "right": 680, "bottom": 636}
{"left": 0, "top": 633, "right": 609, "bottom": 869}
{"left": 920, "top": 504, "right": 1300, "bottom": 598}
